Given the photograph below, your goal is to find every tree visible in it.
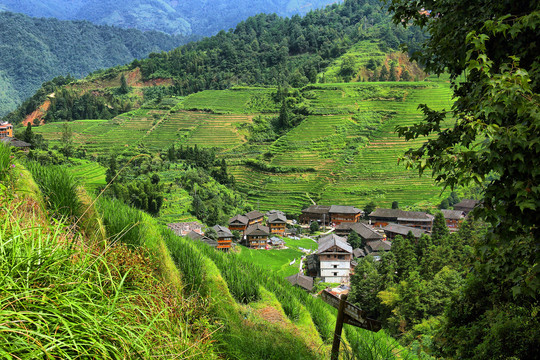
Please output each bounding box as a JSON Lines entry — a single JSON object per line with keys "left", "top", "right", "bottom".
{"left": 363, "top": 201, "right": 376, "bottom": 219}
{"left": 205, "top": 227, "right": 218, "bottom": 240}
{"left": 387, "top": 1, "right": 539, "bottom": 357}
{"left": 430, "top": 212, "right": 449, "bottom": 246}
{"left": 391, "top": 201, "right": 399, "bottom": 209}
{"left": 309, "top": 221, "right": 319, "bottom": 233}
{"left": 60, "top": 123, "right": 73, "bottom": 157}
{"left": 348, "top": 231, "right": 363, "bottom": 249}
{"left": 392, "top": 233, "right": 417, "bottom": 279}
{"left": 119, "top": 74, "right": 130, "bottom": 94}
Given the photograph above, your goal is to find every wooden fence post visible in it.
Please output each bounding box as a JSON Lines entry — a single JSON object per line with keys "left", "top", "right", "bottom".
{"left": 330, "top": 294, "right": 347, "bottom": 360}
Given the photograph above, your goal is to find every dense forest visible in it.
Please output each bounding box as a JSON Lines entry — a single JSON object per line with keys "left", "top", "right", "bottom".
{"left": 0, "top": 0, "right": 338, "bottom": 36}
{"left": 0, "top": 11, "right": 193, "bottom": 117}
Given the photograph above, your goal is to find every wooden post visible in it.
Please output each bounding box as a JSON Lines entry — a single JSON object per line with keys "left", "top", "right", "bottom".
{"left": 331, "top": 294, "right": 348, "bottom": 360}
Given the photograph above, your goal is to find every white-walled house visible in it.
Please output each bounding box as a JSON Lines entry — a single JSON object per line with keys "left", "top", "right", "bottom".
{"left": 317, "top": 234, "right": 353, "bottom": 283}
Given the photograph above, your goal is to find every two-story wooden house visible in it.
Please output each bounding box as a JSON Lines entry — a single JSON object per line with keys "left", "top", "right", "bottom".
{"left": 317, "top": 234, "right": 353, "bottom": 283}
{"left": 335, "top": 222, "right": 383, "bottom": 243}
{"left": 299, "top": 205, "right": 331, "bottom": 225}
{"left": 212, "top": 225, "right": 234, "bottom": 252}
{"left": 0, "top": 122, "right": 13, "bottom": 138}
{"left": 328, "top": 205, "right": 363, "bottom": 225}
{"left": 382, "top": 223, "right": 426, "bottom": 241}
{"left": 441, "top": 209, "right": 465, "bottom": 231}
{"left": 453, "top": 199, "right": 479, "bottom": 216}
{"left": 245, "top": 224, "right": 270, "bottom": 249}
{"left": 267, "top": 213, "right": 287, "bottom": 235}
{"left": 245, "top": 210, "right": 264, "bottom": 226}
{"left": 228, "top": 214, "right": 249, "bottom": 234}
{"left": 369, "top": 209, "right": 434, "bottom": 231}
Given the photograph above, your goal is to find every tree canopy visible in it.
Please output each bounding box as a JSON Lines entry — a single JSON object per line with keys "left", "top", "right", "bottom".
{"left": 387, "top": 0, "right": 539, "bottom": 357}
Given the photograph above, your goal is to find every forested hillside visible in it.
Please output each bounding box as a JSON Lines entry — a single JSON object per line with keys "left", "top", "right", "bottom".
{"left": 0, "top": 0, "right": 338, "bottom": 36}
{"left": 4, "top": 0, "right": 427, "bottom": 125}
{"left": 0, "top": 11, "right": 193, "bottom": 117}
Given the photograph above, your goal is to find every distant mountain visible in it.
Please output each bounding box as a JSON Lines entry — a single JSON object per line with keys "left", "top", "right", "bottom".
{"left": 0, "top": 11, "right": 194, "bottom": 116}
{"left": 0, "top": 0, "right": 339, "bottom": 36}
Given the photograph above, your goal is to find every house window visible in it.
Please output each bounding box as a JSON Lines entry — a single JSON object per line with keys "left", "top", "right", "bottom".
{"left": 333, "top": 265, "right": 338, "bottom": 269}
{"left": 338, "top": 255, "right": 344, "bottom": 260}
{"left": 333, "top": 272, "right": 338, "bottom": 277}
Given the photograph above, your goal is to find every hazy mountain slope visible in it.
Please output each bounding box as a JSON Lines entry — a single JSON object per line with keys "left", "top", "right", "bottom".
{"left": 0, "top": 11, "right": 192, "bottom": 117}
{"left": 0, "top": 0, "right": 338, "bottom": 36}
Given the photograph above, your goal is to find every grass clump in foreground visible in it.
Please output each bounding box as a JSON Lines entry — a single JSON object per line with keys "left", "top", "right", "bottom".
{"left": 0, "top": 163, "right": 219, "bottom": 359}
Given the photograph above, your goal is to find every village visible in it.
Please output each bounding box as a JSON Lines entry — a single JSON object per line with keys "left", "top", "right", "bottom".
{"left": 167, "top": 199, "right": 479, "bottom": 294}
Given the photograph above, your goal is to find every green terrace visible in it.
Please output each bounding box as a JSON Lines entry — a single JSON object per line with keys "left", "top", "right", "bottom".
{"left": 34, "top": 80, "right": 454, "bottom": 216}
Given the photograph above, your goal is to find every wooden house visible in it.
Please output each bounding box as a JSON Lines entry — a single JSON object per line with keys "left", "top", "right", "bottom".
{"left": 453, "top": 199, "right": 479, "bottom": 216}
{"left": 335, "top": 222, "right": 383, "bottom": 242}
{"left": 0, "top": 122, "right": 13, "bottom": 138}
{"left": 441, "top": 209, "right": 465, "bottom": 231}
{"left": 213, "top": 225, "right": 233, "bottom": 252}
{"left": 299, "top": 205, "right": 331, "bottom": 225}
{"left": 0, "top": 137, "right": 31, "bottom": 150}
{"left": 369, "top": 208, "right": 434, "bottom": 231}
{"left": 382, "top": 223, "right": 426, "bottom": 241}
{"left": 317, "top": 234, "right": 353, "bottom": 283}
{"left": 228, "top": 214, "right": 249, "bottom": 234}
{"left": 186, "top": 230, "right": 218, "bottom": 247}
{"left": 285, "top": 273, "right": 314, "bottom": 292}
{"left": 245, "top": 210, "right": 264, "bottom": 226}
{"left": 267, "top": 212, "right": 287, "bottom": 235}
{"left": 328, "top": 205, "right": 363, "bottom": 225}
{"left": 245, "top": 224, "right": 269, "bottom": 249}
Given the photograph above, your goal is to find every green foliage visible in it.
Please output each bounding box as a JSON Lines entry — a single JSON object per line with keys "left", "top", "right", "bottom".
{"left": 363, "top": 201, "right": 377, "bottom": 218}
{"left": 119, "top": 74, "right": 130, "bottom": 94}
{"left": 388, "top": 1, "right": 539, "bottom": 357}
{"left": 348, "top": 231, "right": 363, "bottom": 249}
{"left": 309, "top": 221, "right": 320, "bottom": 233}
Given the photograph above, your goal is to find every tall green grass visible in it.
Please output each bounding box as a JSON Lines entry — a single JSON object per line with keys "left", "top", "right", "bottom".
{"left": 0, "top": 142, "right": 12, "bottom": 183}
{"left": 96, "top": 196, "right": 144, "bottom": 248}
{"left": 26, "top": 161, "right": 82, "bottom": 220}
{"left": 0, "top": 204, "right": 209, "bottom": 359}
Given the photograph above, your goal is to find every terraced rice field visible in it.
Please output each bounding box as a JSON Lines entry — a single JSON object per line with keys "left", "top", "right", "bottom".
{"left": 34, "top": 82, "right": 454, "bottom": 216}
{"left": 66, "top": 160, "right": 106, "bottom": 190}
{"left": 229, "top": 80, "right": 454, "bottom": 212}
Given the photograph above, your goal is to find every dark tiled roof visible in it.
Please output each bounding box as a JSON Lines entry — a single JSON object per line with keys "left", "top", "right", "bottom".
{"left": 369, "top": 208, "right": 433, "bottom": 221}
{"left": 213, "top": 225, "right": 233, "bottom": 238}
{"left": 453, "top": 199, "right": 479, "bottom": 210}
{"left": 228, "top": 214, "right": 249, "bottom": 225}
{"left": 317, "top": 234, "right": 352, "bottom": 254}
{"left": 365, "top": 239, "right": 392, "bottom": 252}
{"left": 267, "top": 213, "right": 287, "bottom": 224}
{"left": 245, "top": 210, "right": 264, "bottom": 220}
{"left": 329, "top": 205, "right": 363, "bottom": 215}
{"left": 301, "top": 205, "right": 331, "bottom": 214}
{"left": 266, "top": 210, "right": 285, "bottom": 216}
{"left": 351, "top": 223, "right": 383, "bottom": 240}
{"left": 441, "top": 209, "right": 465, "bottom": 220}
{"left": 353, "top": 248, "right": 366, "bottom": 258}
{"left": 186, "top": 231, "right": 218, "bottom": 247}
{"left": 246, "top": 224, "right": 270, "bottom": 236}
{"left": 286, "top": 273, "right": 314, "bottom": 291}
{"left": 382, "top": 223, "right": 425, "bottom": 238}
{"left": 1, "top": 137, "right": 31, "bottom": 148}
